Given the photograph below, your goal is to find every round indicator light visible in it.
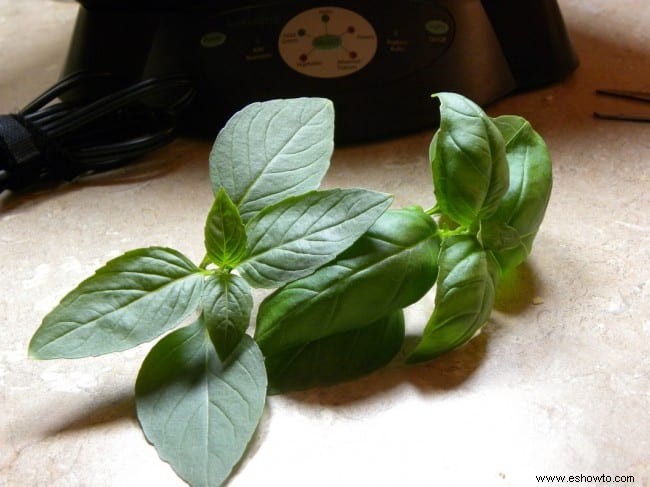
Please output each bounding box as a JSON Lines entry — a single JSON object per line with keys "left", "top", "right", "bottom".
{"left": 200, "top": 32, "right": 227, "bottom": 48}
{"left": 425, "top": 19, "right": 450, "bottom": 35}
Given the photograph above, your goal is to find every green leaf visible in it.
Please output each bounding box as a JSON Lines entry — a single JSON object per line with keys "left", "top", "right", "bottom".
{"left": 486, "top": 115, "right": 553, "bottom": 273}
{"left": 407, "top": 235, "right": 499, "bottom": 363}
{"left": 239, "top": 188, "right": 393, "bottom": 289}
{"left": 255, "top": 207, "right": 439, "bottom": 355}
{"left": 477, "top": 220, "right": 522, "bottom": 251}
{"left": 430, "top": 92, "right": 509, "bottom": 227}
{"left": 29, "top": 248, "right": 204, "bottom": 359}
{"left": 202, "top": 272, "right": 253, "bottom": 361}
{"left": 209, "top": 98, "right": 334, "bottom": 222}
{"left": 265, "top": 310, "right": 405, "bottom": 395}
{"left": 135, "top": 321, "right": 267, "bottom": 487}
{"left": 205, "top": 188, "right": 247, "bottom": 268}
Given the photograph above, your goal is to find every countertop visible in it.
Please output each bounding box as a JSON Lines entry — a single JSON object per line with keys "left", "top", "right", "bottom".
{"left": 1, "top": 1, "right": 648, "bottom": 486}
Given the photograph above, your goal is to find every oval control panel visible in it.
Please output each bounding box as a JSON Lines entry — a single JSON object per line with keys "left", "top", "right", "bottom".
{"left": 278, "top": 6, "right": 378, "bottom": 78}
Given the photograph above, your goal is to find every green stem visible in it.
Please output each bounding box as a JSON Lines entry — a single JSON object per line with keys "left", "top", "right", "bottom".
{"left": 199, "top": 255, "right": 212, "bottom": 269}
{"left": 438, "top": 226, "right": 471, "bottom": 239}
{"left": 425, "top": 204, "right": 441, "bottom": 216}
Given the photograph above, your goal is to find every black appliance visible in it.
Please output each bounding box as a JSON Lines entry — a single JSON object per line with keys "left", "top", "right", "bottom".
{"left": 65, "top": 0, "right": 578, "bottom": 140}
{"left": 0, "top": 0, "right": 578, "bottom": 192}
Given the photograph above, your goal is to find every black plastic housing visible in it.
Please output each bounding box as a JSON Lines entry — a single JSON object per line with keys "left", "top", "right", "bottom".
{"left": 63, "top": 0, "right": 578, "bottom": 142}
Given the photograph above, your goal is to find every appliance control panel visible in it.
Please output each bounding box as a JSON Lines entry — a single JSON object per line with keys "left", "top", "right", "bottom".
{"left": 198, "top": 2, "right": 455, "bottom": 86}
{"left": 278, "top": 6, "right": 378, "bottom": 79}
{"left": 69, "top": 0, "right": 578, "bottom": 141}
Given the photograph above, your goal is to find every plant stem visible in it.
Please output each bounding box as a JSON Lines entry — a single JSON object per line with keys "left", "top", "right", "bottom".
{"left": 425, "top": 204, "right": 441, "bottom": 216}
{"left": 199, "top": 255, "right": 212, "bottom": 269}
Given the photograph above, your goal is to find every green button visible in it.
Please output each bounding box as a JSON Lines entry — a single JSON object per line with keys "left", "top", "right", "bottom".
{"left": 425, "top": 19, "right": 449, "bottom": 35}
{"left": 201, "top": 32, "right": 227, "bottom": 48}
{"left": 312, "top": 34, "right": 342, "bottom": 51}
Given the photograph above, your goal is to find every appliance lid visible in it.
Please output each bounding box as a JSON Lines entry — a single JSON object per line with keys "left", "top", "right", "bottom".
{"left": 77, "top": 0, "right": 277, "bottom": 12}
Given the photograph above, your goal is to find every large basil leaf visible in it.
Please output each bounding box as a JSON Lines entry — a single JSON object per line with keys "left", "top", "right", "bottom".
{"left": 255, "top": 207, "right": 439, "bottom": 355}
{"left": 204, "top": 188, "right": 247, "bottom": 268}
{"left": 29, "top": 247, "right": 204, "bottom": 359}
{"left": 202, "top": 272, "right": 253, "bottom": 361}
{"left": 239, "top": 188, "right": 393, "bottom": 289}
{"left": 431, "top": 92, "right": 509, "bottom": 227}
{"left": 265, "top": 310, "right": 405, "bottom": 395}
{"left": 136, "top": 321, "right": 267, "bottom": 487}
{"left": 408, "top": 235, "right": 499, "bottom": 363}
{"left": 485, "top": 115, "right": 553, "bottom": 273}
{"left": 209, "top": 98, "right": 334, "bottom": 222}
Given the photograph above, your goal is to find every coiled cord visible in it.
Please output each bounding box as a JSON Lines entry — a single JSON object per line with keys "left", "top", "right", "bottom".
{"left": 0, "top": 72, "right": 194, "bottom": 192}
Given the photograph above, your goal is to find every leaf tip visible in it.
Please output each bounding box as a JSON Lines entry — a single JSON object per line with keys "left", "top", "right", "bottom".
{"left": 27, "top": 342, "right": 57, "bottom": 361}
{"left": 27, "top": 345, "right": 42, "bottom": 360}
{"left": 27, "top": 332, "right": 46, "bottom": 360}
{"left": 404, "top": 351, "right": 429, "bottom": 365}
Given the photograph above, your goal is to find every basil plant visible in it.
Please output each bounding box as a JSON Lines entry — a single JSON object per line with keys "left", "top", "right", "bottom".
{"left": 28, "top": 93, "right": 552, "bottom": 486}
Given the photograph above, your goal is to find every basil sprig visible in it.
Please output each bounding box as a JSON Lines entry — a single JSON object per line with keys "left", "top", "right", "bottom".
{"left": 28, "top": 93, "right": 552, "bottom": 486}
{"left": 405, "top": 93, "right": 552, "bottom": 362}
{"left": 29, "top": 97, "right": 391, "bottom": 487}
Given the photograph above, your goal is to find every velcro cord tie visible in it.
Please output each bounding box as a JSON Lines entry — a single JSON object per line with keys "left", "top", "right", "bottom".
{"left": 0, "top": 114, "right": 72, "bottom": 191}
{"left": 0, "top": 73, "right": 195, "bottom": 194}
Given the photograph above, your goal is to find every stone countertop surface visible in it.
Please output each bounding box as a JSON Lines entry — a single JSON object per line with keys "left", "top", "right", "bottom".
{"left": 1, "top": 1, "right": 648, "bottom": 486}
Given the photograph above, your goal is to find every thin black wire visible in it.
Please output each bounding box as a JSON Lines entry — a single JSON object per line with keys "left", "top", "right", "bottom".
{"left": 40, "top": 77, "right": 192, "bottom": 137}
{"left": 593, "top": 88, "right": 650, "bottom": 122}
{"left": 1, "top": 71, "right": 195, "bottom": 191}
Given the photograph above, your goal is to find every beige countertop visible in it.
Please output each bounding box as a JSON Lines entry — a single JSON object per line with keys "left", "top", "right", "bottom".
{"left": 1, "top": 1, "right": 648, "bottom": 486}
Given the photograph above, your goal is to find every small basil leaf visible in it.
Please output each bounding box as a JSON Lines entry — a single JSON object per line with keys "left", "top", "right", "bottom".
{"left": 202, "top": 272, "right": 253, "bottom": 361}
{"left": 135, "top": 321, "right": 267, "bottom": 487}
{"left": 486, "top": 115, "right": 553, "bottom": 273}
{"left": 407, "top": 235, "right": 499, "bottom": 363}
{"left": 477, "top": 220, "right": 522, "bottom": 251}
{"left": 205, "top": 188, "right": 247, "bottom": 268}
{"left": 491, "top": 114, "right": 528, "bottom": 144}
{"left": 239, "top": 188, "right": 393, "bottom": 289}
{"left": 431, "top": 92, "right": 509, "bottom": 227}
{"left": 29, "top": 247, "right": 204, "bottom": 359}
{"left": 255, "top": 207, "right": 439, "bottom": 355}
{"left": 209, "top": 98, "right": 334, "bottom": 222}
{"left": 265, "top": 310, "right": 405, "bottom": 395}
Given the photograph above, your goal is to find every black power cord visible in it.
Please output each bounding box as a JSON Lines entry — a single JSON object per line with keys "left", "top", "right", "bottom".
{"left": 0, "top": 72, "right": 194, "bottom": 193}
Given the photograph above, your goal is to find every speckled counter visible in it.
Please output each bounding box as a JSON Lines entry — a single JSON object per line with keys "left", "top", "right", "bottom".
{"left": 1, "top": 1, "right": 648, "bottom": 486}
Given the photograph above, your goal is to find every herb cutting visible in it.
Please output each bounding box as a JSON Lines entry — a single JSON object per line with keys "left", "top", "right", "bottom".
{"left": 29, "top": 93, "right": 552, "bottom": 487}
